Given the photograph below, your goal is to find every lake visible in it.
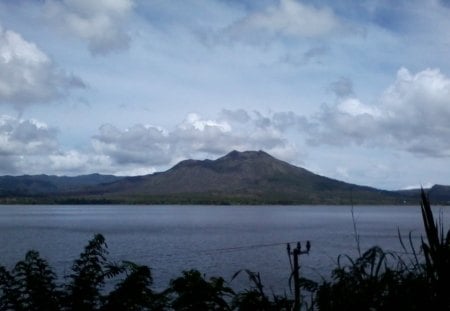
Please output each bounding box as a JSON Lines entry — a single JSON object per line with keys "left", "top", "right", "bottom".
{"left": 0, "top": 205, "right": 448, "bottom": 293}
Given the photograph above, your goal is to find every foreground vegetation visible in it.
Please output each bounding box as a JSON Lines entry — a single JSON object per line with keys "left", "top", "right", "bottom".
{"left": 0, "top": 190, "right": 449, "bottom": 310}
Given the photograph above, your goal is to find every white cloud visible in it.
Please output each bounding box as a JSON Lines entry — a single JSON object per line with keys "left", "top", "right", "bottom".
{"left": 173, "top": 112, "right": 299, "bottom": 160}
{"left": 228, "top": 0, "right": 343, "bottom": 40}
{"left": 90, "top": 111, "right": 301, "bottom": 171}
{"left": 0, "top": 111, "right": 303, "bottom": 176}
{"left": 0, "top": 115, "right": 59, "bottom": 174}
{"left": 0, "top": 26, "right": 85, "bottom": 111}
{"left": 92, "top": 123, "right": 170, "bottom": 166}
{"left": 0, "top": 115, "right": 58, "bottom": 156}
{"left": 311, "top": 67, "right": 450, "bottom": 157}
{"left": 44, "top": 0, "right": 134, "bottom": 55}
{"left": 180, "top": 113, "right": 231, "bottom": 132}
{"left": 337, "top": 98, "right": 381, "bottom": 117}
{"left": 48, "top": 150, "right": 117, "bottom": 175}
{"left": 0, "top": 115, "right": 112, "bottom": 176}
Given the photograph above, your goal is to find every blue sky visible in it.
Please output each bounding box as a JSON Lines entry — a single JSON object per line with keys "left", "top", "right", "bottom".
{"left": 1, "top": 0, "right": 450, "bottom": 190}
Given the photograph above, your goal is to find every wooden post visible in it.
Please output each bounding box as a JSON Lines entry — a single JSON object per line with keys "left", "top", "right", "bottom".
{"left": 293, "top": 243, "right": 300, "bottom": 311}
{"left": 288, "top": 241, "right": 310, "bottom": 311}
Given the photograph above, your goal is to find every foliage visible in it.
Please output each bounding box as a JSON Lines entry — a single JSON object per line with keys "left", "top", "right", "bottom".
{"left": 231, "top": 270, "right": 294, "bottom": 311}
{"left": 419, "top": 188, "right": 450, "bottom": 308}
{"left": 168, "top": 269, "right": 234, "bottom": 311}
{"left": 64, "top": 233, "right": 111, "bottom": 310}
{"left": 315, "top": 189, "right": 448, "bottom": 310}
{"left": 0, "top": 250, "right": 60, "bottom": 311}
{"left": 101, "top": 262, "right": 166, "bottom": 311}
{"left": 315, "top": 247, "right": 431, "bottom": 310}
{"left": 0, "top": 234, "right": 164, "bottom": 311}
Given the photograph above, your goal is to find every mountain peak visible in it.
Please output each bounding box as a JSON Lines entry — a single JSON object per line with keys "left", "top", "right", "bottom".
{"left": 0, "top": 150, "right": 425, "bottom": 204}
{"left": 220, "top": 150, "right": 272, "bottom": 161}
{"left": 170, "top": 150, "right": 272, "bottom": 172}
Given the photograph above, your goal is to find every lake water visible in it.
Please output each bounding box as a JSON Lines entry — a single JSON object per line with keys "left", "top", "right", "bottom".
{"left": 0, "top": 205, "right": 449, "bottom": 293}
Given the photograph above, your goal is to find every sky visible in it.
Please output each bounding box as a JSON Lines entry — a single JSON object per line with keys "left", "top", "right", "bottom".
{"left": 1, "top": 0, "right": 450, "bottom": 190}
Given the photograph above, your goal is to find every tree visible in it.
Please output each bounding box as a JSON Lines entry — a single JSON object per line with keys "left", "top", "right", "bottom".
{"left": 169, "top": 269, "right": 234, "bottom": 311}
{"left": 101, "top": 261, "right": 166, "bottom": 311}
{"left": 0, "top": 251, "right": 60, "bottom": 311}
{"left": 64, "top": 234, "right": 117, "bottom": 311}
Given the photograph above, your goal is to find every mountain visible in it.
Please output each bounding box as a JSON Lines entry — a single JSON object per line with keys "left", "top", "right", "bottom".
{"left": 77, "top": 150, "right": 405, "bottom": 204}
{"left": 0, "top": 174, "right": 122, "bottom": 197}
{"left": 396, "top": 185, "right": 450, "bottom": 205}
{"left": 0, "top": 150, "right": 445, "bottom": 205}
{"left": 428, "top": 185, "right": 450, "bottom": 204}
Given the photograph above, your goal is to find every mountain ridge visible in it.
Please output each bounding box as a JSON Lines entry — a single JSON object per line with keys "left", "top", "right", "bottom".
{"left": 0, "top": 150, "right": 448, "bottom": 205}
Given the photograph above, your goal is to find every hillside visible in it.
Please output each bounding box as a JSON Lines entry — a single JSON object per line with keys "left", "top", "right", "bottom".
{"left": 79, "top": 150, "right": 405, "bottom": 204}
{"left": 396, "top": 185, "right": 450, "bottom": 205}
{"left": 0, "top": 150, "right": 446, "bottom": 205}
{"left": 0, "top": 174, "right": 122, "bottom": 197}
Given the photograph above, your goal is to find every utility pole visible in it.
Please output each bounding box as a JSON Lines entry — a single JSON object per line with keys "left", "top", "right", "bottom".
{"left": 287, "top": 241, "right": 311, "bottom": 311}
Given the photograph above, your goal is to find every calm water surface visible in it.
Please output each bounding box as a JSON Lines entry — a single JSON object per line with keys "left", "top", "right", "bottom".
{"left": 0, "top": 205, "right": 448, "bottom": 292}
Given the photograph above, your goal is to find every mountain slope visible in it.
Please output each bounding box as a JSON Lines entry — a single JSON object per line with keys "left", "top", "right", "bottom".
{"left": 0, "top": 174, "right": 123, "bottom": 196}
{"left": 2, "top": 150, "right": 441, "bottom": 204}
{"left": 86, "top": 150, "right": 404, "bottom": 204}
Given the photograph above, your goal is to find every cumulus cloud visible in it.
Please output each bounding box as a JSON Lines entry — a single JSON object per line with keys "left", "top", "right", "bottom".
{"left": 0, "top": 115, "right": 58, "bottom": 156}
{"left": 311, "top": 68, "right": 450, "bottom": 157}
{"left": 0, "top": 115, "right": 59, "bottom": 174}
{"left": 228, "top": 0, "right": 343, "bottom": 41}
{"left": 0, "top": 110, "right": 308, "bottom": 176}
{"left": 0, "top": 115, "right": 113, "bottom": 175}
{"left": 173, "top": 113, "right": 288, "bottom": 156}
{"left": 0, "top": 115, "right": 120, "bottom": 175}
{"left": 91, "top": 110, "right": 305, "bottom": 171}
{"left": 92, "top": 123, "right": 171, "bottom": 166}
{"left": 44, "top": 0, "right": 134, "bottom": 55}
{"left": 0, "top": 26, "right": 85, "bottom": 111}
{"left": 220, "top": 109, "right": 310, "bottom": 132}
{"left": 47, "top": 150, "right": 118, "bottom": 175}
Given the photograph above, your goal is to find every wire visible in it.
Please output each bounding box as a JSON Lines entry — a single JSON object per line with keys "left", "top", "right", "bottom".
{"left": 198, "top": 240, "right": 303, "bottom": 254}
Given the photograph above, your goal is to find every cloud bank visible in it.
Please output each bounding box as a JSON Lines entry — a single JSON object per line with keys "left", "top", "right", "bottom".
{"left": 91, "top": 111, "right": 302, "bottom": 172}
{"left": 312, "top": 68, "right": 450, "bottom": 157}
{"left": 0, "top": 115, "right": 59, "bottom": 174}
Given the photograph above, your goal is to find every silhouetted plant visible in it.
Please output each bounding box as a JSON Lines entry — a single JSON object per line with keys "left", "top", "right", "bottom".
{"left": 316, "top": 246, "right": 406, "bottom": 310}
{"left": 169, "top": 269, "right": 234, "bottom": 311}
{"left": 12, "top": 250, "right": 61, "bottom": 311}
{"left": 232, "top": 270, "right": 271, "bottom": 311}
{"left": 0, "top": 265, "right": 17, "bottom": 311}
{"left": 0, "top": 251, "right": 61, "bottom": 311}
{"left": 232, "top": 269, "right": 295, "bottom": 311}
{"left": 101, "top": 261, "right": 166, "bottom": 311}
{"left": 315, "top": 190, "right": 450, "bottom": 310}
{"left": 420, "top": 188, "right": 450, "bottom": 308}
{"left": 64, "top": 234, "right": 122, "bottom": 311}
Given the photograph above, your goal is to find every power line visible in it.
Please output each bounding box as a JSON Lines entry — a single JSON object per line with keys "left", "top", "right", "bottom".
{"left": 198, "top": 240, "right": 303, "bottom": 254}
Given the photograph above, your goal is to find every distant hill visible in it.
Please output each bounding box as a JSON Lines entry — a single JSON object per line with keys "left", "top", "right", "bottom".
{"left": 0, "top": 174, "right": 122, "bottom": 197}
{"left": 71, "top": 150, "right": 407, "bottom": 204}
{"left": 0, "top": 151, "right": 447, "bottom": 205}
{"left": 396, "top": 185, "right": 450, "bottom": 205}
